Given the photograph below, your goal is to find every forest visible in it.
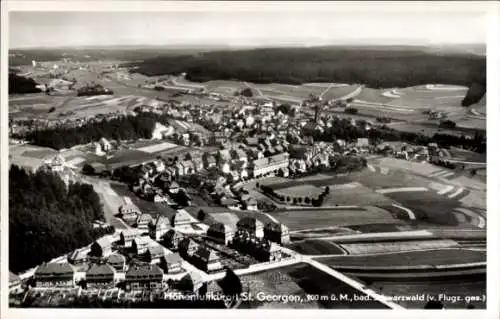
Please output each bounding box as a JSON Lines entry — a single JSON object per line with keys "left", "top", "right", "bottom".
{"left": 9, "top": 73, "right": 42, "bottom": 94}
{"left": 127, "top": 47, "right": 486, "bottom": 90}
{"left": 21, "top": 112, "right": 171, "bottom": 150}
{"left": 9, "top": 165, "right": 111, "bottom": 273}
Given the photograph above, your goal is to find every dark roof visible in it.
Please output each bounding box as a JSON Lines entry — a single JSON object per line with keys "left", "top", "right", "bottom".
{"left": 35, "top": 263, "right": 76, "bottom": 276}
{"left": 95, "top": 235, "right": 114, "bottom": 249}
{"left": 107, "top": 253, "right": 126, "bottom": 264}
{"left": 208, "top": 222, "right": 233, "bottom": 234}
{"left": 163, "top": 253, "right": 183, "bottom": 265}
{"left": 237, "top": 217, "right": 263, "bottom": 230}
{"left": 86, "top": 263, "right": 116, "bottom": 276}
{"left": 194, "top": 246, "right": 219, "bottom": 263}
{"left": 126, "top": 264, "right": 164, "bottom": 278}
{"left": 147, "top": 245, "right": 167, "bottom": 258}
{"left": 179, "top": 237, "right": 199, "bottom": 251}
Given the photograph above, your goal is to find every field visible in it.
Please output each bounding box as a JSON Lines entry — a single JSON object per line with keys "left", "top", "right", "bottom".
{"left": 337, "top": 239, "right": 460, "bottom": 255}
{"left": 317, "top": 249, "right": 485, "bottom": 268}
{"left": 240, "top": 263, "right": 389, "bottom": 309}
{"left": 288, "top": 240, "right": 346, "bottom": 255}
{"left": 268, "top": 207, "right": 399, "bottom": 231}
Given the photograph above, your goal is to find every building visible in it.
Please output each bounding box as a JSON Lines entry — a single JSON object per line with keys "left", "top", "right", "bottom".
{"left": 132, "top": 236, "right": 153, "bottom": 255}
{"left": 192, "top": 246, "right": 224, "bottom": 272}
{"left": 137, "top": 213, "right": 154, "bottom": 234}
{"left": 162, "top": 229, "right": 184, "bottom": 250}
{"left": 125, "top": 264, "right": 164, "bottom": 291}
{"left": 119, "top": 229, "right": 142, "bottom": 247}
{"left": 99, "top": 137, "right": 112, "bottom": 152}
{"left": 161, "top": 253, "right": 183, "bottom": 274}
{"left": 149, "top": 215, "right": 170, "bottom": 241}
{"left": 237, "top": 217, "right": 264, "bottom": 238}
{"left": 168, "top": 181, "right": 180, "bottom": 194}
{"left": 90, "top": 235, "right": 114, "bottom": 258}
{"left": 231, "top": 231, "right": 283, "bottom": 262}
{"left": 264, "top": 222, "right": 291, "bottom": 245}
{"left": 146, "top": 245, "right": 168, "bottom": 264}
{"left": 34, "top": 263, "right": 77, "bottom": 288}
{"left": 241, "top": 195, "right": 258, "bottom": 211}
{"left": 106, "top": 253, "right": 126, "bottom": 272}
{"left": 68, "top": 248, "right": 89, "bottom": 265}
{"left": 207, "top": 223, "right": 234, "bottom": 245}
{"left": 250, "top": 152, "right": 289, "bottom": 178}
{"left": 119, "top": 204, "right": 141, "bottom": 225}
{"left": 177, "top": 272, "right": 204, "bottom": 293}
{"left": 178, "top": 238, "right": 199, "bottom": 258}
{"left": 171, "top": 210, "right": 192, "bottom": 228}
{"left": 86, "top": 264, "right": 117, "bottom": 289}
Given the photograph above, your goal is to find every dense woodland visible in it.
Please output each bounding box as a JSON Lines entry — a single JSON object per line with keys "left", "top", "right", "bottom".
{"left": 21, "top": 112, "right": 171, "bottom": 150}
{"left": 9, "top": 73, "right": 42, "bottom": 94}
{"left": 128, "top": 47, "right": 486, "bottom": 92}
{"left": 9, "top": 166, "right": 110, "bottom": 273}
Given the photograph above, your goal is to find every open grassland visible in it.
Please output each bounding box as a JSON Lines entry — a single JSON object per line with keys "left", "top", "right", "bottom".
{"left": 337, "top": 239, "right": 460, "bottom": 255}
{"left": 268, "top": 206, "right": 398, "bottom": 231}
{"left": 288, "top": 240, "right": 346, "bottom": 255}
{"left": 317, "top": 249, "right": 485, "bottom": 268}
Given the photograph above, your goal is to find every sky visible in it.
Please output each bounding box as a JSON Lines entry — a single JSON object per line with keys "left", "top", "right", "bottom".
{"left": 9, "top": 11, "right": 486, "bottom": 49}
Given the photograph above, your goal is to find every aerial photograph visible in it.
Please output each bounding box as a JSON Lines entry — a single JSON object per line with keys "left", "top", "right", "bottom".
{"left": 7, "top": 6, "right": 487, "bottom": 310}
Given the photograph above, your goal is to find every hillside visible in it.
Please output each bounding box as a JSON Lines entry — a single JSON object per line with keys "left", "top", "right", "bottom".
{"left": 126, "top": 46, "right": 486, "bottom": 90}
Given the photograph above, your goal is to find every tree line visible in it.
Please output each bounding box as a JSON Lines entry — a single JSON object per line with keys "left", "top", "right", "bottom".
{"left": 127, "top": 47, "right": 485, "bottom": 96}
{"left": 21, "top": 112, "right": 172, "bottom": 150}
{"left": 304, "top": 116, "right": 486, "bottom": 154}
{"left": 9, "top": 73, "right": 42, "bottom": 94}
{"left": 9, "top": 165, "right": 110, "bottom": 273}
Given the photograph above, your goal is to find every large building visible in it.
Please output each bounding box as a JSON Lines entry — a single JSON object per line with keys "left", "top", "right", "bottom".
{"left": 264, "top": 222, "right": 291, "bottom": 245}
{"left": 34, "top": 263, "right": 77, "bottom": 288}
{"left": 86, "top": 264, "right": 117, "bottom": 289}
{"left": 236, "top": 217, "right": 264, "bottom": 238}
{"left": 125, "top": 264, "right": 164, "bottom": 291}
{"left": 250, "top": 152, "right": 289, "bottom": 178}
{"left": 90, "top": 235, "right": 114, "bottom": 258}
{"left": 207, "top": 223, "right": 234, "bottom": 245}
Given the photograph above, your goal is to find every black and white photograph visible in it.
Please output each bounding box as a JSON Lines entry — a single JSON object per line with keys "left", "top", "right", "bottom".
{"left": 2, "top": 1, "right": 497, "bottom": 316}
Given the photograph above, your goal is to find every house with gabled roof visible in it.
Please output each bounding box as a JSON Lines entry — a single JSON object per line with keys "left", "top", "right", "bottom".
{"left": 162, "top": 229, "right": 184, "bottom": 250}
{"left": 86, "top": 263, "right": 117, "bottom": 289}
{"left": 192, "top": 246, "right": 223, "bottom": 272}
{"left": 68, "top": 248, "right": 89, "bottom": 265}
{"left": 132, "top": 236, "right": 153, "bottom": 255}
{"left": 149, "top": 215, "right": 170, "bottom": 241}
{"left": 146, "top": 245, "right": 168, "bottom": 264}
{"left": 207, "top": 223, "right": 234, "bottom": 245}
{"left": 171, "top": 210, "right": 192, "bottom": 228}
{"left": 125, "top": 264, "right": 164, "bottom": 291}
{"left": 119, "top": 229, "right": 142, "bottom": 247}
{"left": 106, "top": 253, "right": 126, "bottom": 271}
{"left": 90, "top": 235, "right": 114, "bottom": 258}
{"left": 161, "top": 253, "right": 183, "bottom": 274}
{"left": 178, "top": 237, "right": 199, "bottom": 258}
{"left": 237, "top": 217, "right": 264, "bottom": 238}
{"left": 264, "top": 222, "right": 291, "bottom": 245}
{"left": 136, "top": 213, "right": 154, "bottom": 234}
{"left": 34, "top": 262, "right": 77, "bottom": 288}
